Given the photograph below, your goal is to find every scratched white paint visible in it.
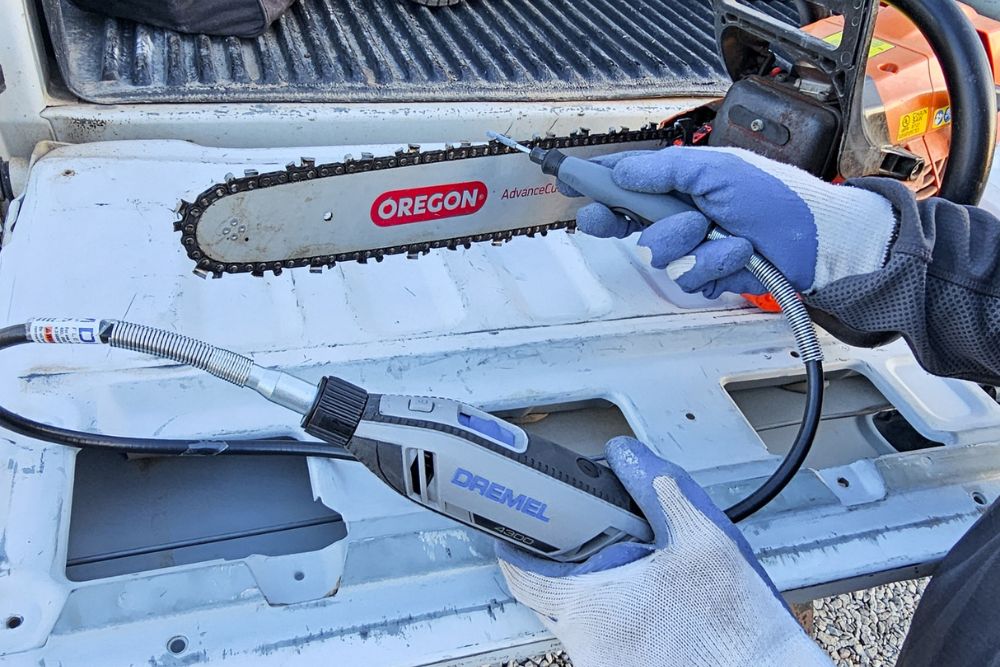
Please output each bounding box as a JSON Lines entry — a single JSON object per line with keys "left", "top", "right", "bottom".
{"left": 418, "top": 529, "right": 473, "bottom": 562}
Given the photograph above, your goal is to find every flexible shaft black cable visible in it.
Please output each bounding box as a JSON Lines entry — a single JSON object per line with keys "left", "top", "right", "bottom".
{"left": 0, "top": 325, "right": 353, "bottom": 460}
{"left": 724, "top": 360, "right": 823, "bottom": 522}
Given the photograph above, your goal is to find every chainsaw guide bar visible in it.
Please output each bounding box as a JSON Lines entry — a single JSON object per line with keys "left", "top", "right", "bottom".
{"left": 174, "top": 124, "right": 680, "bottom": 278}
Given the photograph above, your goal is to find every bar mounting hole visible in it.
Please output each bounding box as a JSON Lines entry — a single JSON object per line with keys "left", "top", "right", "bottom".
{"left": 5, "top": 615, "right": 23, "bottom": 630}
{"left": 836, "top": 477, "right": 850, "bottom": 488}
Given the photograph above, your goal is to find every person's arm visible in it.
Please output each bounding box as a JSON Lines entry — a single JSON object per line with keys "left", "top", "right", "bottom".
{"left": 894, "top": 498, "right": 1000, "bottom": 667}
{"left": 809, "top": 177, "right": 1000, "bottom": 384}
{"left": 568, "top": 146, "right": 1000, "bottom": 385}
{"left": 875, "top": 198, "right": 1000, "bottom": 658}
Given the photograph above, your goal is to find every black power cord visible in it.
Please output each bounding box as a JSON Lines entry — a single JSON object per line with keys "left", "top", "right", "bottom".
{"left": 725, "top": 360, "right": 823, "bottom": 522}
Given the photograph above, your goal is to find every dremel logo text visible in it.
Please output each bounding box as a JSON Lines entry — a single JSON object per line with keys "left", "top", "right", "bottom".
{"left": 450, "top": 468, "right": 551, "bottom": 522}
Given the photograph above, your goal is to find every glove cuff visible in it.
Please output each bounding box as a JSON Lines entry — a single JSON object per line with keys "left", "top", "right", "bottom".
{"left": 761, "top": 627, "right": 835, "bottom": 666}
{"left": 793, "top": 179, "right": 898, "bottom": 292}
{"left": 706, "top": 147, "right": 898, "bottom": 293}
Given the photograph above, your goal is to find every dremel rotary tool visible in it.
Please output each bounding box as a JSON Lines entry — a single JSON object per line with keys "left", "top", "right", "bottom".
{"left": 303, "top": 378, "right": 654, "bottom": 560}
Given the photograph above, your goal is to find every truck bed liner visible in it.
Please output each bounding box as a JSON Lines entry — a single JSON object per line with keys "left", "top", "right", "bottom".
{"left": 41, "top": 0, "right": 796, "bottom": 104}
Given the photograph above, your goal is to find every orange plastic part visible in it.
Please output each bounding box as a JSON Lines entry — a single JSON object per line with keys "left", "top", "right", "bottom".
{"left": 742, "top": 292, "right": 782, "bottom": 312}
{"left": 805, "top": 3, "right": 1000, "bottom": 198}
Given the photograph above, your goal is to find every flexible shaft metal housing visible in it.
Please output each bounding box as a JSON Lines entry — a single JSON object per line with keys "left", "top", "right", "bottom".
{"left": 705, "top": 228, "right": 823, "bottom": 363}
{"left": 106, "top": 320, "right": 254, "bottom": 386}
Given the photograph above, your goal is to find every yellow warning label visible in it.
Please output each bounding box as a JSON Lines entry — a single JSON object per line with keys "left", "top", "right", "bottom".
{"left": 823, "top": 32, "right": 895, "bottom": 57}
{"left": 898, "top": 107, "right": 931, "bottom": 141}
{"left": 932, "top": 106, "right": 952, "bottom": 129}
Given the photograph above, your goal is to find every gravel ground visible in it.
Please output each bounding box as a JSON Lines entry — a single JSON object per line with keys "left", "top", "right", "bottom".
{"left": 813, "top": 578, "right": 929, "bottom": 666}
{"left": 485, "top": 578, "right": 929, "bottom": 667}
{"left": 487, "top": 652, "right": 573, "bottom": 667}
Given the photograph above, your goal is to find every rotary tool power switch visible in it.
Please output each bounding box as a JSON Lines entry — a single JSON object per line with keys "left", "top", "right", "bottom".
{"left": 301, "top": 376, "right": 653, "bottom": 562}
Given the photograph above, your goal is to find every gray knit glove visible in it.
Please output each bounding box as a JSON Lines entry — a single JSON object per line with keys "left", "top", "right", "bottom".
{"left": 570, "top": 146, "right": 898, "bottom": 297}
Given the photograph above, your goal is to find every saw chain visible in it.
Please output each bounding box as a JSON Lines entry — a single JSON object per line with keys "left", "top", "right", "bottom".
{"left": 174, "top": 122, "right": 685, "bottom": 278}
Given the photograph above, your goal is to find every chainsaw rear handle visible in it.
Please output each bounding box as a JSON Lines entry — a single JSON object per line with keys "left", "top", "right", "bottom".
{"left": 301, "top": 376, "right": 654, "bottom": 562}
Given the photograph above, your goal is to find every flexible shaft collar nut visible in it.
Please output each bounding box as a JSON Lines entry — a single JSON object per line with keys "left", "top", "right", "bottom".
{"left": 303, "top": 377, "right": 369, "bottom": 447}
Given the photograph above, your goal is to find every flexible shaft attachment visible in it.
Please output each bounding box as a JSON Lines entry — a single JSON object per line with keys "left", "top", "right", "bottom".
{"left": 26, "top": 318, "right": 318, "bottom": 415}
{"left": 705, "top": 228, "right": 824, "bottom": 363}
{"left": 107, "top": 320, "right": 255, "bottom": 385}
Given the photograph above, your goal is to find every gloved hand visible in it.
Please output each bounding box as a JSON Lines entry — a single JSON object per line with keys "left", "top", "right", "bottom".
{"left": 496, "top": 437, "right": 832, "bottom": 667}
{"left": 566, "top": 146, "right": 897, "bottom": 298}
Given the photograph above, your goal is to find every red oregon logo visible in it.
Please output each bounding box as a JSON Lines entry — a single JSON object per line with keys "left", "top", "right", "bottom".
{"left": 371, "top": 181, "right": 488, "bottom": 226}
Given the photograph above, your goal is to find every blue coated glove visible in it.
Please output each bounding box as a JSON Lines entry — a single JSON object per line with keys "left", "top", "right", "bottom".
{"left": 565, "top": 146, "right": 897, "bottom": 298}
{"left": 496, "top": 437, "right": 832, "bottom": 667}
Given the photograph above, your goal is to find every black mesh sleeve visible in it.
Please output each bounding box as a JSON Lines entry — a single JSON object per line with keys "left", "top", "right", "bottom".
{"left": 896, "top": 500, "right": 1000, "bottom": 667}
{"left": 806, "top": 177, "right": 1000, "bottom": 385}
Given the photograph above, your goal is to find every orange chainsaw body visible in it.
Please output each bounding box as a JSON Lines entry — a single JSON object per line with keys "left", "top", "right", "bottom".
{"left": 806, "top": 3, "right": 1000, "bottom": 198}
{"left": 744, "top": 3, "right": 1000, "bottom": 313}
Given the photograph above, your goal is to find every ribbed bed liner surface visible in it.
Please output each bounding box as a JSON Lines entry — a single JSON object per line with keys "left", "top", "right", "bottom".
{"left": 42, "top": 0, "right": 798, "bottom": 104}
